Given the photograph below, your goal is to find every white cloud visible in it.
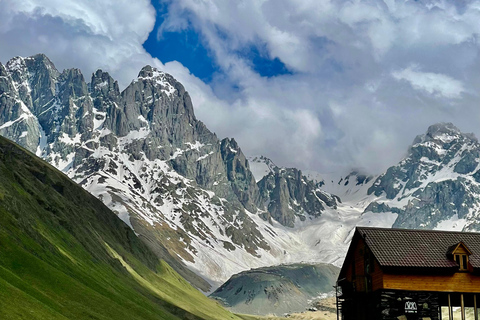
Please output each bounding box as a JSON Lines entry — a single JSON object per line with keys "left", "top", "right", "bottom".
{"left": 0, "top": 0, "right": 157, "bottom": 88}
{"left": 3, "top": 0, "right": 480, "bottom": 175}
{"left": 392, "top": 66, "right": 465, "bottom": 98}
{"left": 157, "top": 0, "right": 480, "bottom": 174}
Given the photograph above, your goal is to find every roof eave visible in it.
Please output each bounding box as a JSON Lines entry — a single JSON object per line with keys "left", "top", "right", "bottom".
{"left": 382, "top": 265, "right": 458, "bottom": 275}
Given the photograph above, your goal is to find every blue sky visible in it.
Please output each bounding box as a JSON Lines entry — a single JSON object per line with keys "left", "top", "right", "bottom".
{"left": 144, "top": 16, "right": 220, "bottom": 82}
{"left": 143, "top": 2, "right": 293, "bottom": 84}
{"left": 2, "top": 0, "right": 480, "bottom": 174}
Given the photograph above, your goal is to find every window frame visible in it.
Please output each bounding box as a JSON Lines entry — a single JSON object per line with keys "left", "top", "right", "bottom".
{"left": 454, "top": 253, "right": 469, "bottom": 271}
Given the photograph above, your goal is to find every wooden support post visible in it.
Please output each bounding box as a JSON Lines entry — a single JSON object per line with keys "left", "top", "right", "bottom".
{"left": 335, "top": 284, "right": 340, "bottom": 320}
{"left": 461, "top": 293, "right": 465, "bottom": 320}
{"left": 449, "top": 294, "right": 453, "bottom": 320}
{"left": 475, "top": 294, "right": 478, "bottom": 320}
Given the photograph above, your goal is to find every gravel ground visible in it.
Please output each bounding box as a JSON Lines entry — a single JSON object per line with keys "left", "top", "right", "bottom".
{"left": 262, "top": 297, "right": 338, "bottom": 320}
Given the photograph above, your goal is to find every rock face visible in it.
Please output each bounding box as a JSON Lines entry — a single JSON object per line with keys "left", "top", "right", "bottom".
{"left": 258, "top": 167, "right": 339, "bottom": 227}
{"left": 0, "top": 54, "right": 343, "bottom": 290}
{"left": 210, "top": 263, "right": 340, "bottom": 316}
{"left": 367, "top": 123, "right": 480, "bottom": 230}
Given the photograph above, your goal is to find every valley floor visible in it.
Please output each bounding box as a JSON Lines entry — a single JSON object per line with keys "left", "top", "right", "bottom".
{"left": 237, "top": 297, "right": 337, "bottom": 320}
{"left": 283, "top": 297, "right": 337, "bottom": 320}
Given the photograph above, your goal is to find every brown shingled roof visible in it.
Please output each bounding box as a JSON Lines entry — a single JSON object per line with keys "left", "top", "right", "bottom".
{"left": 357, "top": 227, "right": 480, "bottom": 269}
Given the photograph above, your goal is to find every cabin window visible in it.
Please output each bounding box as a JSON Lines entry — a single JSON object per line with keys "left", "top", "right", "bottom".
{"left": 364, "top": 275, "right": 372, "bottom": 293}
{"left": 455, "top": 254, "right": 468, "bottom": 271}
{"left": 364, "top": 247, "right": 374, "bottom": 274}
{"left": 351, "top": 261, "right": 356, "bottom": 292}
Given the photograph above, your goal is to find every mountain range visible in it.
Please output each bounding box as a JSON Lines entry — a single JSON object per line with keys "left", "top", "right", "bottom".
{"left": 2, "top": 54, "right": 480, "bottom": 293}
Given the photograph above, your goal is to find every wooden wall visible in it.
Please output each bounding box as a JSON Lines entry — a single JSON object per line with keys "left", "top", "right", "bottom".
{"left": 344, "top": 236, "right": 384, "bottom": 292}
{"left": 383, "top": 272, "right": 480, "bottom": 293}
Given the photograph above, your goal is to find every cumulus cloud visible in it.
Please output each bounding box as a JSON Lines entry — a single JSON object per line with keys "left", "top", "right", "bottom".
{"left": 392, "top": 66, "right": 465, "bottom": 99}
{"left": 157, "top": 0, "right": 480, "bottom": 173}
{"left": 3, "top": 0, "right": 480, "bottom": 175}
{"left": 0, "top": 0, "right": 158, "bottom": 88}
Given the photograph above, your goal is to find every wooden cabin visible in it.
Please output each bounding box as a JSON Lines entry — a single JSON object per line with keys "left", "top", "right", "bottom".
{"left": 336, "top": 227, "right": 480, "bottom": 320}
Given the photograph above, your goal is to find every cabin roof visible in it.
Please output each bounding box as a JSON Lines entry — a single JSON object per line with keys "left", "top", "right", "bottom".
{"left": 357, "top": 227, "right": 480, "bottom": 269}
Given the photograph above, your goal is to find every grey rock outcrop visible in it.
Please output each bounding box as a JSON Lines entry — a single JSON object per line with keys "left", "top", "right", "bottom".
{"left": 0, "top": 58, "right": 43, "bottom": 153}
{"left": 258, "top": 167, "right": 338, "bottom": 227}
{"left": 220, "top": 138, "right": 262, "bottom": 212}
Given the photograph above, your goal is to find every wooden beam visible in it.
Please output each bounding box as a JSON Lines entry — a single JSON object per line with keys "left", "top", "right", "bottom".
{"left": 449, "top": 294, "right": 453, "bottom": 320}
{"left": 461, "top": 293, "right": 465, "bottom": 320}
{"left": 335, "top": 284, "right": 340, "bottom": 320}
{"left": 475, "top": 294, "right": 478, "bottom": 320}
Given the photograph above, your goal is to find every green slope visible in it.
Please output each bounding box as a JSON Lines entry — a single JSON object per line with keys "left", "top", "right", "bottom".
{"left": 0, "top": 136, "right": 244, "bottom": 320}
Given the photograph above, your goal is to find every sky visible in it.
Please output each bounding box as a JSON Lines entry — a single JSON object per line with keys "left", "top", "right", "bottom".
{"left": 1, "top": 0, "right": 480, "bottom": 175}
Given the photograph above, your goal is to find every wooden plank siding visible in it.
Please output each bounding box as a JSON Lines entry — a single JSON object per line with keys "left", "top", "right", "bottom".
{"left": 372, "top": 261, "right": 383, "bottom": 292}
{"left": 454, "top": 246, "right": 470, "bottom": 255}
{"left": 383, "top": 272, "right": 480, "bottom": 293}
{"left": 344, "top": 237, "right": 384, "bottom": 292}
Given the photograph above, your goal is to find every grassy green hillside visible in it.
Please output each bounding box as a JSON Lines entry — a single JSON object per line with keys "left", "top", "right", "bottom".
{"left": 0, "top": 136, "right": 247, "bottom": 320}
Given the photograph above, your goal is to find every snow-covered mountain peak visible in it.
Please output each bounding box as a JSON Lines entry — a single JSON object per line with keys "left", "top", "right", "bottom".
{"left": 5, "top": 56, "right": 29, "bottom": 73}
{"left": 135, "top": 65, "right": 176, "bottom": 97}
{"left": 6, "top": 54, "right": 58, "bottom": 77}
{"left": 404, "top": 122, "right": 479, "bottom": 169}
{"left": 247, "top": 155, "right": 277, "bottom": 182}
{"left": 413, "top": 122, "right": 477, "bottom": 146}
{"left": 366, "top": 123, "right": 480, "bottom": 231}
{"left": 91, "top": 69, "right": 120, "bottom": 96}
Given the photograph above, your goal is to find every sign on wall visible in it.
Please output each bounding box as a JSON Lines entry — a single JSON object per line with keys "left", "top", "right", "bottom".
{"left": 405, "top": 301, "right": 418, "bottom": 314}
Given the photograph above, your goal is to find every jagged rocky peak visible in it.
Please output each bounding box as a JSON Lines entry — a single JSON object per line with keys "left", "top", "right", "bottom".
{"left": 58, "top": 68, "right": 89, "bottom": 99}
{"left": 6, "top": 53, "right": 57, "bottom": 75}
{"left": 0, "top": 63, "right": 14, "bottom": 93}
{"left": 6, "top": 54, "right": 60, "bottom": 114}
{"left": 91, "top": 69, "right": 120, "bottom": 98}
{"left": 369, "top": 123, "right": 480, "bottom": 198}
{"left": 0, "top": 62, "right": 7, "bottom": 77}
{"left": 412, "top": 122, "right": 477, "bottom": 146}
{"left": 220, "top": 138, "right": 262, "bottom": 212}
{"left": 247, "top": 155, "right": 277, "bottom": 182}
{"left": 409, "top": 122, "right": 480, "bottom": 173}
{"left": 103, "top": 64, "right": 198, "bottom": 140}
{"left": 136, "top": 65, "right": 179, "bottom": 98}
